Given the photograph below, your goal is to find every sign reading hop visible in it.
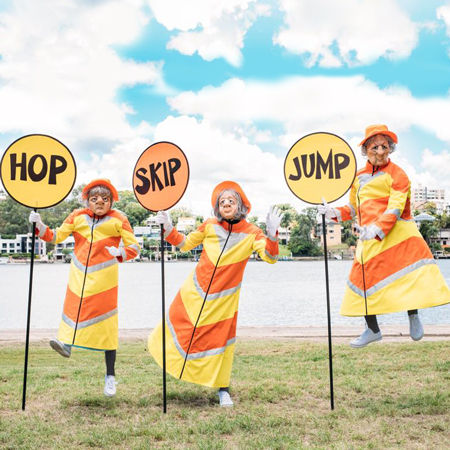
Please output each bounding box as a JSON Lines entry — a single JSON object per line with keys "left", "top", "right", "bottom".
{"left": 133, "top": 141, "right": 189, "bottom": 212}
{"left": 284, "top": 132, "right": 356, "bottom": 204}
{"left": 0, "top": 134, "right": 76, "bottom": 208}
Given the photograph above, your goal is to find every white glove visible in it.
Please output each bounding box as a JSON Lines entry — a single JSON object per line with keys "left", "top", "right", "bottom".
{"left": 266, "top": 206, "right": 284, "bottom": 237}
{"left": 106, "top": 246, "right": 121, "bottom": 257}
{"left": 29, "top": 211, "right": 46, "bottom": 232}
{"left": 317, "top": 198, "right": 336, "bottom": 220}
{"left": 355, "top": 224, "right": 378, "bottom": 241}
{"left": 155, "top": 210, "right": 172, "bottom": 229}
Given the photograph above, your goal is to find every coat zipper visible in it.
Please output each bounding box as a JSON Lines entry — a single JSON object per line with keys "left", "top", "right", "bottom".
{"left": 179, "top": 221, "right": 233, "bottom": 379}
{"left": 72, "top": 214, "right": 98, "bottom": 345}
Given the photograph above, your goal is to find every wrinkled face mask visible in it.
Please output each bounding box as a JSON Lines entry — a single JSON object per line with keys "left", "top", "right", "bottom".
{"left": 218, "top": 191, "right": 238, "bottom": 220}
{"left": 88, "top": 194, "right": 111, "bottom": 216}
{"left": 366, "top": 135, "right": 390, "bottom": 167}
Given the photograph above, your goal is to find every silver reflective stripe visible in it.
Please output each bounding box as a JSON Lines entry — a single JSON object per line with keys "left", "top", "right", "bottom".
{"left": 164, "top": 224, "right": 173, "bottom": 239}
{"left": 267, "top": 233, "right": 277, "bottom": 242}
{"left": 334, "top": 208, "right": 342, "bottom": 222}
{"left": 187, "top": 337, "right": 236, "bottom": 360}
{"left": 120, "top": 247, "right": 127, "bottom": 261}
{"left": 62, "top": 308, "right": 118, "bottom": 330}
{"left": 38, "top": 226, "right": 46, "bottom": 238}
{"left": 348, "top": 204, "right": 356, "bottom": 219}
{"left": 347, "top": 258, "right": 437, "bottom": 298}
{"left": 384, "top": 208, "right": 400, "bottom": 219}
{"left": 212, "top": 225, "right": 248, "bottom": 252}
{"left": 265, "top": 250, "right": 278, "bottom": 261}
{"left": 398, "top": 218, "right": 414, "bottom": 222}
{"left": 357, "top": 171, "right": 385, "bottom": 189}
{"left": 192, "top": 271, "right": 241, "bottom": 301}
{"left": 129, "top": 243, "right": 140, "bottom": 254}
{"left": 373, "top": 224, "right": 385, "bottom": 240}
{"left": 166, "top": 312, "right": 236, "bottom": 361}
{"left": 177, "top": 236, "right": 186, "bottom": 249}
{"left": 51, "top": 230, "right": 57, "bottom": 244}
{"left": 72, "top": 252, "right": 118, "bottom": 274}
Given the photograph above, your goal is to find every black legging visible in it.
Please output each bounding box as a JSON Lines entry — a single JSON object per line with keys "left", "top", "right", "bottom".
{"left": 365, "top": 310, "right": 418, "bottom": 333}
{"left": 105, "top": 350, "right": 116, "bottom": 376}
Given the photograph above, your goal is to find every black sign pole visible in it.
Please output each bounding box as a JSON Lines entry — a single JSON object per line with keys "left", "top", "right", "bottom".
{"left": 160, "top": 224, "right": 167, "bottom": 414}
{"left": 322, "top": 213, "right": 335, "bottom": 410}
{"left": 22, "top": 208, "right": 37, "bottom": 411}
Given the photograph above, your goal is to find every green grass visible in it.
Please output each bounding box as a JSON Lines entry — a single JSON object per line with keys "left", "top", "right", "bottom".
{"left": 1, "top": 340, "right": 450, "bottom": 449}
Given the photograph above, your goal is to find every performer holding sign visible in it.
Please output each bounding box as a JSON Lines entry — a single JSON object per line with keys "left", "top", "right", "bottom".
{"left": 319, "top": 124, "right": 450, "bottom": 348}
{"left": 29, "top": 179, "right": 140, "bottom": 396}
{"left": 148, "top": 181, "right": 283, "bottom": 407}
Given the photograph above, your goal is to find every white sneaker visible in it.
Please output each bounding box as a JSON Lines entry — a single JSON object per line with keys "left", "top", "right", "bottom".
{"left": 104, "top": 375, "right": 117, "bottom": 397}
{"left": 350, "top": 328, "right": 382, "bottom": 348}
{"left": 217, "top": 390, "right": 233, "bottom": 407}
{"left": 409, "top": 314, "right": 424, "bottom": 341}
{"left": 49, "top": 339, "right": 71, "bottom": 358}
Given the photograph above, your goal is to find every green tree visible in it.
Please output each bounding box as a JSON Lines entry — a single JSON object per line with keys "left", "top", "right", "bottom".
{"left": 169, "top": 207, "right": 193, "bottom": 226}
{"left": 419, "top": 220, "right": 440, "bottom": 251}
{"left": 0, "top": 195, "right": 30, "bottom": 235}
{"left": 341, "top": 220, "right": 357, "bottom": 246}
{"left": 287, "top": 209, "right": 322, "bottom": 256}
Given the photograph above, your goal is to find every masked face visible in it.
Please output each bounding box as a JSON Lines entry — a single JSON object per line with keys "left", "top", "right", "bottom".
{"left": 88, "top": 195, "right": 111, "bottom": 216}
{"left": 218, "top": 191, "right": 238, "bottom": 220}
{"left": 366, "top": 134, "right": 390, "bottom": 166}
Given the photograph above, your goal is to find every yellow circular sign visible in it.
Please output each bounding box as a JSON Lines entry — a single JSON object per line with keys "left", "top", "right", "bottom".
{"left": 0, "top": 134, "right": 77, "bottom": 208}
{"left": 284, "top": 132, "right": 356, "bottom": 204}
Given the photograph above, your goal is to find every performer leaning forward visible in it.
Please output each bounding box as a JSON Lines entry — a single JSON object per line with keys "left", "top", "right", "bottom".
{"left": 148, "top": 181, "right": 283, "bottom": 406}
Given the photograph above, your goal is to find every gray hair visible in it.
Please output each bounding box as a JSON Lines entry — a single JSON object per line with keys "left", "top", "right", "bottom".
{"left": 361, "top": 134, "right": 396, "bottom": 157}
{"left": 84, "top": 185, "right": 114, "bottom": 207}
{"left": 213, "top": 189, "right": 248, "bottom": 221}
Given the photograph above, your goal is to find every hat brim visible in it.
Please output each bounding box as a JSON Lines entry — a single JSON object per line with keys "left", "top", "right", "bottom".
{"left": 82, "top": 179, "right": 119, "bottom": 201}
{"left": 359, "top": 130, "right": 398, "bottom": 147}
{"left": 211, "top": 181, "right": 251, "bottom": 213}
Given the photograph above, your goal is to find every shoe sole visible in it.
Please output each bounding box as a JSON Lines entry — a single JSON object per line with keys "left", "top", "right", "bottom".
{"left": 50, "top": 340, "right": 71, "bottom": 358}
{"left": 350, "top": 336, "right": 382, "bottom": 348}
{"left": 411, "top": 333, "right": 424, "bottom": 341}
{"left": 104, "top": 391, "right": 116, "bottom": 397}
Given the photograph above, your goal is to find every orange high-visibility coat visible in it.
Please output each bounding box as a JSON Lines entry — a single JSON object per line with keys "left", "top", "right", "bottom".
{"left": 38, "top": 208, "right": 140, "bottom": 350}
{"left": 148, "top": 218, "right": 279, "bottom": 388}
{"left": 335, "top": 160, "right": 450, "bottom": 316}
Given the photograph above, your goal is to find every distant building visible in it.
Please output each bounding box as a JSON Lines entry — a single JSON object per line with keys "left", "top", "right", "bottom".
{"left": 0, "top": 233, "right": 46, "bottom": 256}
{"left": 412, "top": 184, "right": 445, "bottom": 204}
{"left": 177, "top": 217, "right": 196, "bottom": 233}
{"left": 53, "top": 236, "right": 75, "bottom": 260}
{"left": 315, "top": 221, "right": 342, "bottom": 246}
{"left": 431, "top": 229, "right": 450, "bottom": 249}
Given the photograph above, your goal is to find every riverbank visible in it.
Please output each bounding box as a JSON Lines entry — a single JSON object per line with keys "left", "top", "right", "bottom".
{"left": 2, "top": 324, "right": 450, "bottom": 346}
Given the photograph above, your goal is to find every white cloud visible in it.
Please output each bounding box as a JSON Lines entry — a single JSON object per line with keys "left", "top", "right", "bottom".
{"left": 274, "top": 0, "right": 418, "bottom": 67}
{"left": 147, "top": 0, "right": 270, "bottom": 66}
{"left": 0, "top": 0, "right": 160, "bottom": 142}
{"left": 168, "top": 76, "right": 450, "bottom": 148}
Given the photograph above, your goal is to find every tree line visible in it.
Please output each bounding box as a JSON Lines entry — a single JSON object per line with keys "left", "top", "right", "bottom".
{"left": 1, "top": 187, "right": 447, "bottom": 256}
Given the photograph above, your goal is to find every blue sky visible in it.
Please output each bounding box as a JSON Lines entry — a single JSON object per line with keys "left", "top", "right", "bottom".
{"left": 1, "top": 0, "right": 450, "bottom": 217}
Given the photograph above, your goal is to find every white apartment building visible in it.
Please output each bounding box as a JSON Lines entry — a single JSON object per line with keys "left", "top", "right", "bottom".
{"left": 0, "top": 233, "right": 47, "bottom": 256}
{"left": 177, "top": 217, "right": 196, "bottom": 233}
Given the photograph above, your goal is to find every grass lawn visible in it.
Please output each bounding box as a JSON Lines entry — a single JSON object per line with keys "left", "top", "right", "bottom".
{"left": 1, "top": 339, "right": 450, "bottom": 449}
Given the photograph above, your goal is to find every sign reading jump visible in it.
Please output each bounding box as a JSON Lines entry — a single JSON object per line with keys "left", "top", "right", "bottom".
{"left": 284, "top": 132, "right": 356, "bottom": 204}
{"left": 133, "top": 141, "right": 189, "bottom": 211}
{"left": 0, "top": 134, "right": 77, "bottom": 208}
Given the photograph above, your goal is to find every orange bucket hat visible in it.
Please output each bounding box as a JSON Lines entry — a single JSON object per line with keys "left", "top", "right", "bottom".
{"left": 82, "top": 178, "right": 119, "bottom": 202}
{"left": 359, "top": 124, "right": 398, "bottom": 147}
{"left": 211, "top": 181, "right": 251, "bottom": 213}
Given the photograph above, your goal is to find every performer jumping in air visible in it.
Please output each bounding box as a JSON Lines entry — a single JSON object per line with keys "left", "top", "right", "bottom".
{"left": 319, "top": 124, "right": 450, "bottom": 348}
{"left": 148, "top": 181, "right": 283, "bottom": 406}
{"left": 29, "top": 179, "right": 140, "bottom": 396}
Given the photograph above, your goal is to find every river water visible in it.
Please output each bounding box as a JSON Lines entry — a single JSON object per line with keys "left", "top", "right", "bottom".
{"left": 1, "top": 260, "right": 450, "bottom": 330}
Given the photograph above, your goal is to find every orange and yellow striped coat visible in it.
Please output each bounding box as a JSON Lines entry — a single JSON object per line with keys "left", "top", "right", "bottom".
{"left": 148, "top": 218, "right": 278, "bottom": 388}
{"left": 335, "top": 160, "right": 450, "bottom": 316}
{"left": 38, "top": 208, "right": 140, "bottom": 350}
